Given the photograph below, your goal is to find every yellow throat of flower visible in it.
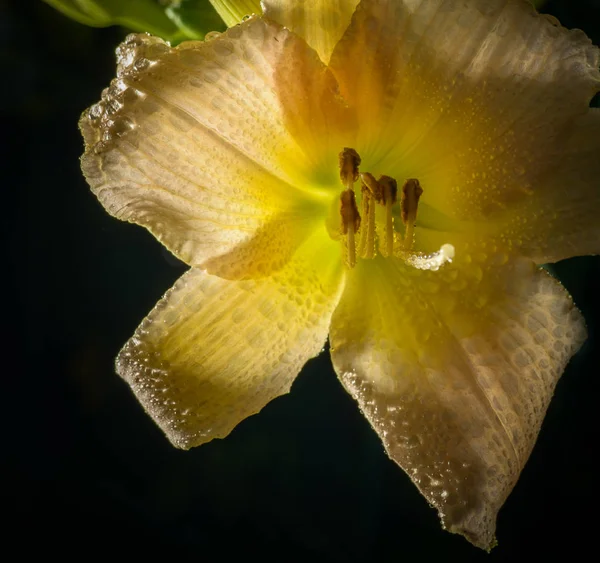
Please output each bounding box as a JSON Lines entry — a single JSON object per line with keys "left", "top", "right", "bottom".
{"left": 336, "top": 147, "right": 455, "bottom": 271}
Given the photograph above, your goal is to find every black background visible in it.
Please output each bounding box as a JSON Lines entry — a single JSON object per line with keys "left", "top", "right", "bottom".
{"left": 5, "top": 1, "right": 600, "bottom": 561}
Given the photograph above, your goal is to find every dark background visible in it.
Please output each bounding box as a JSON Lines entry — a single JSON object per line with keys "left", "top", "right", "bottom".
{"left": 5, "top": 1, "right": 600, "bottom": 561}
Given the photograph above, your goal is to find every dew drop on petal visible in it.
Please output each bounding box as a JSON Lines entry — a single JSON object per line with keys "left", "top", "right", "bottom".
{"left": 205, "top": 31, "right": 222, "bottom": 41}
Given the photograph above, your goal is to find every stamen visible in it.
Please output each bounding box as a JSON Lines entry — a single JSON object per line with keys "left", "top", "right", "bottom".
{"left": 340, "top": 189, "right": 360, "bottom": 268}
{"left": 360, "top": 172, "right": 384, "bottom": 202}
{"left": 338, "top": 148, "right": 362, "bottom": 268}
{"left": 401, "top": 179, "right": 423, "bottom": 250}
{"left": 335, "top": 149, "right": 436, "bottom": 271}
{"left": 379, "top": 175, "right": 398, "bottom": 257}
{"left": 358, "top": 173, "right": 378, "bottom": 259}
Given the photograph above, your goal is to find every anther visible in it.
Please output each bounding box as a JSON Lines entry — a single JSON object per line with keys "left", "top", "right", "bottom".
{"left": 339, "top": 147, "right": 361, "bottom": 189}
{"left": 401, "top": 179, "right": 423, "bottom": 250}
{"left": 360, "top": 172, "right": 384, "bottom": 202}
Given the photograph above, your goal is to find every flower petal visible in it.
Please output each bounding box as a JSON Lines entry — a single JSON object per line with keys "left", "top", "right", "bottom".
{"left": 329, "top": 0, "right": 600, "bottom": 226}
{"left": 503, "top": 109, "right": 600, "bottom": 262}
{"left": 262, "top": 0, "right": 359, "bottom": 64}
{"left": 329, "top": 250, "right": 586, "bottom": 548}
{"left": 80, "top": 18, "right": 352, "bottom": 277}
{"left": 118, "top": 230, "right": 344, "bottom": 449}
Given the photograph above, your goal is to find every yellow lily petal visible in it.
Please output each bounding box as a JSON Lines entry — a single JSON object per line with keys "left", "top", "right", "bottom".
{"left": 329, "top": 248, "right": 586, "bottom": 548}
{"left": 412, "top": 110, "right": 600, "bottom": 264}
{"left": 329, "top": 0, "right": 600, "bottom": 239}
{"left": 80, "top": 18, "right": 351, "bottom": 278}
{"left": 262, "top": 0, "right": 359, "bottom": 64}
{"left": 118, "top": 230, "right": 344, "bottom": 449}
{"left": 209, "top": 0, "right": 262, "bottom": 27}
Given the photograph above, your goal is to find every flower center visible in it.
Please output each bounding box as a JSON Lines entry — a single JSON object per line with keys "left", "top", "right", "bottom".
{"left": 336, "top": 147, "right": 455, "bottom": 271}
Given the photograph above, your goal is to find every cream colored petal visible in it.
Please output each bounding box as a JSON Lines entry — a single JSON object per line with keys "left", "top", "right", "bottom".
{"left": 329, "top": 0, "right": 600, "bottom": 228}
{"left": 329, "top": 249, "right": 586, "bottom": 548}
{"left": 209, "top": 0, "right": 262, "bottom": 26}
{"left": 262, "top": 0, "right": 359, "bottom": 64}
{"left": 80, "top": 18, "right": 351, "bottom": 276}
{"left": 501, "top": 108, "right": 600, "bottom": 262}
{"left": 118, "top": 230, "right": 344, "bottom": 449}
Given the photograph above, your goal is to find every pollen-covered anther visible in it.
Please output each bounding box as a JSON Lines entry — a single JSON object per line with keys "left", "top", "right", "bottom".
{"left": 360, "top": 172, "right": 384, "bottom": 202}
{"left": 339, "top": 147, "right": 361, "bottom": 189}
{"left": 401, "top": 179, "right": 423, "bottom": 250}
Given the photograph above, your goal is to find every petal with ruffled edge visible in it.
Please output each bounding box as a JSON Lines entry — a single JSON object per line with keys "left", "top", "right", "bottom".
{"left": 80, "top": 17, "right": 354, "bottom": 278}
{"left": 118, "top": 229, "right": 344, "bottom": 450}
{"left": 329, "top": 0, "right": 600, "bottom": 260}
{"left": 262, "top": 0, "right": 359, "bottom": 64}
{"left": 329, "top": 245, "right": 586, "bottom": 548}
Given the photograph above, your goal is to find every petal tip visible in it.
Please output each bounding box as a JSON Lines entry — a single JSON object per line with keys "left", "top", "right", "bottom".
{"left": 443, "top": 511, "right": 498, "bottom": 551}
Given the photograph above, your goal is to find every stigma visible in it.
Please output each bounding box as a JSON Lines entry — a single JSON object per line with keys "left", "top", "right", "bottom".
{"left": 337, "top": 148, "right": 454, "bottom": 271}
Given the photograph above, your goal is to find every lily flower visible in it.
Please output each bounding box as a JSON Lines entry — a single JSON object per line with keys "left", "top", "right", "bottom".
{"left": 79, "top": 0, "right": 600, "bottom": 549}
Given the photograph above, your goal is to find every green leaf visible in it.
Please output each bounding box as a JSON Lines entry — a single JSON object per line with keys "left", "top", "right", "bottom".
{"left": 43, "top": 0, "right": 227, "bottom": 42}
{"left": 166, "top": 1, "right": 226, "bottom": 39}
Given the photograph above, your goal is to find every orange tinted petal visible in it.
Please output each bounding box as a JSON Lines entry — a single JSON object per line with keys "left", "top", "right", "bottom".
{"left": 329, "top": 248, "right": 586, "bottom": 548}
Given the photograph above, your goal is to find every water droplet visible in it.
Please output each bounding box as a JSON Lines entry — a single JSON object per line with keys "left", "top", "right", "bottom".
{"left": 205, "top": 31, "right": 222, "bottom": 41}
{"left": 116, "top": 47, "right": 136, "bottom": 73}
{"left": 123, "top": 33, "right": 141, "bottom": 46}
{"left": 88, "top": 103, "right": 103, "bottom": 120}
{"left": 134, "top": 57, "right": 150, "bottom": 72}
{"left": 113, "top": 116, "right": 135, "bottom": 136}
